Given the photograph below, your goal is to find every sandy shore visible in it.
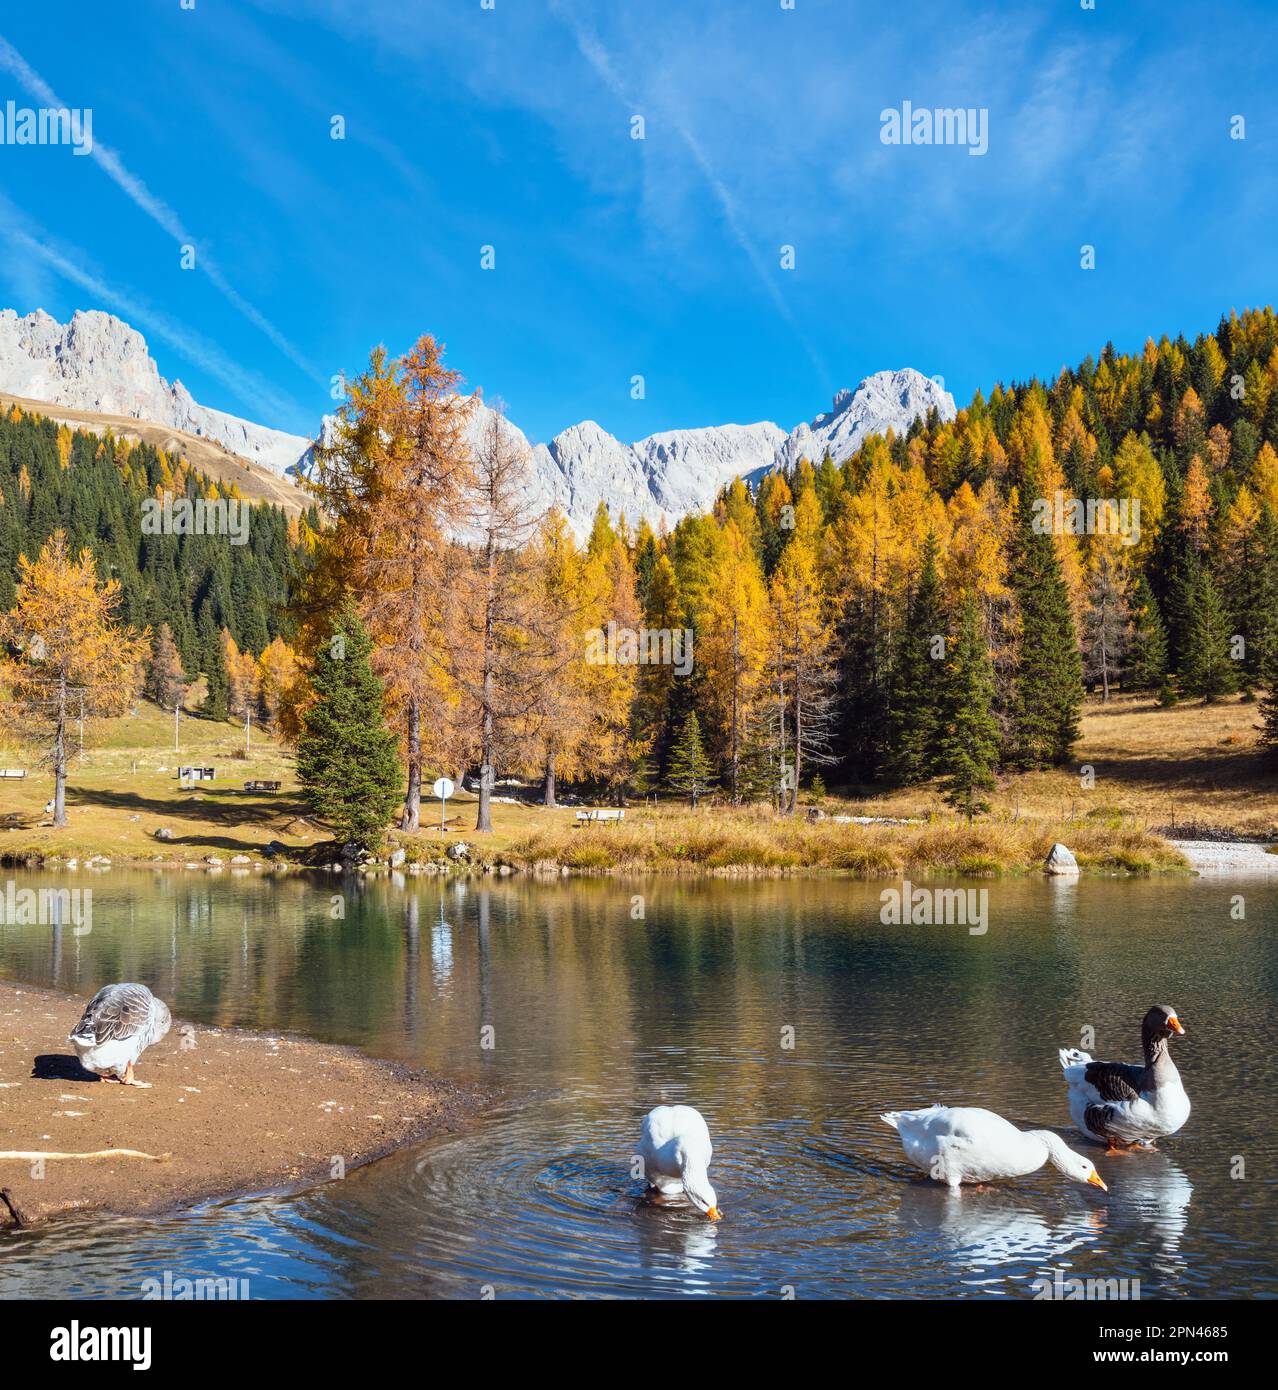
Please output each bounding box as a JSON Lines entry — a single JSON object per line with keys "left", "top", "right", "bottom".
{"left": 1168, "top": 839, "right": 1278, "bottom": 875}
{"left": 0, "top": 979, "right": 474, "bottom": 1227}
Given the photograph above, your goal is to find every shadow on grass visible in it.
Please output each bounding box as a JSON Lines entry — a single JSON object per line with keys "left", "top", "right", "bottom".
{"left": 68, "top": 785, "right": 309, "bottom": 829}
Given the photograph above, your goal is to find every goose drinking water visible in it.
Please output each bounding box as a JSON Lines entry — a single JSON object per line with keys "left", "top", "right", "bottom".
{"left": 882, "top": 1105, "right": 1108, "bottom": 1191}
{"left": 1058, "top": 1004, "right": 1190, "bottom": 1151}
{"left": 637, "top": 1105, "right": 722, "bottom": 1219}
{"left": 69, "top": 983, "right": 171, "bottom": 1088}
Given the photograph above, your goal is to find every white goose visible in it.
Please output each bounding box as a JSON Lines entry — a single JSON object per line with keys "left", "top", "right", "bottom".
{"left": 69, "top": 983, "right": 171, "bottom": 1088}
{"left": 637, "top": 1104, "right": 722, "bottom": 1219}
{"left": 882, "top": 1105, "right": 1108, "bottom": 1192}
{"left": 1058, "top": 1004, "right": 1190, "bottom": 1151}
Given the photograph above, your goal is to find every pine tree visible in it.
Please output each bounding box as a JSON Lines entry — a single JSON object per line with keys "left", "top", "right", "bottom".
{"left": 1009, "top": 488, "right": 1083, "bottom": 766}
{"left": 666, "top": 711, "right": 717, "bottom": 807}
{"left": 736, "top": 706, "right": 776, "bottom": 803}
{"left": 148, "top": 622, "right": 187, "bottom": 710}
{"left": 305, "top": 337, "right": 475, "bottom": 832}
{"left": 202, "top": 628, "right": 230, "bottom": 722}
{"left": 701, "top": 520, "right": 769, "bottom": 802}
{"left": 1081, "top": 547, "right": 1129, "bottom": 701}
{"left": 769, "top": 490, "right": 838, "bottom": 809}
{"left": 1126, "top": 576, "right": 1169, "bottom": 691}
{"left": 937, "top": 597, "right": 1000, "bottom": 821}
{"left": 888, "top": 532, "right": 948, "bottom": 782}
{"left": 1219, "top": 495, "right": 1278, "bottom": 692}
{"left": 295, "top": 604, "right": 403, "bottom": 848}
{"left": 1260, "top": 640, "right": 1278, "bottom": 761}
{"left": 1180, "top": 569, "right": 1238, "bottom": 702}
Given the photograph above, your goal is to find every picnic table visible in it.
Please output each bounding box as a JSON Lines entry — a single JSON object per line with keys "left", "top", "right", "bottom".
{"left": 244, "top": 780, "right": 282, "bottom": 792}
{"left": 575, "top": 808, "right": 625, "bottom": 824}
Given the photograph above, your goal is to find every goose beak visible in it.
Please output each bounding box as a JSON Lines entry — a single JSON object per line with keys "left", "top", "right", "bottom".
{"left": 1088, "top": 1171, "right": 1108, "bottom": 1191}
{"left": 706, "top": 1206, "right": 723, "bottom": 1221}
{"left": 1168, "top": 1016, "right": 1185, "bottom": 1035}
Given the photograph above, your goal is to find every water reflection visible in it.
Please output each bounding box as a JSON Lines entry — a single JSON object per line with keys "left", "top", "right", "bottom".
{"left": 0, "top": 870, "right": 1273, "bottom": 1298}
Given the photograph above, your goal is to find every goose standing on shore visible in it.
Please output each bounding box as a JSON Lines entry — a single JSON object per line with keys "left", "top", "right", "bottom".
{"left": 1058, "top": 1005, "right": 1189, "bottom": 1151}
{"left": 637, "top": 1105, "right": 722, "bottom": 1219}
{"left": 882, "top": 1105, "right": 1108, "bottom": 1191}
{"left": 69, "top": 983, "right": 171, "bottom": 1088}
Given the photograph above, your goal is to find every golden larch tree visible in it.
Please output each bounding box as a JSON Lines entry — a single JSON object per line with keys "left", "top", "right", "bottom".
{"left": 0, "top": 532, "right": 148, "bottom": 826}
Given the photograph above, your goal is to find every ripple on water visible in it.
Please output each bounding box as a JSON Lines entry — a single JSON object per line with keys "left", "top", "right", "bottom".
{"left": 1, "top": 873, "right": 1276, "bottom": 1299}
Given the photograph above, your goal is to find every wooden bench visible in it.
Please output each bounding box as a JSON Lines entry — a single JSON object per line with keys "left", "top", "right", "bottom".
{"left": 575, "top": 808, "right": 625, "bottom": 824}
{"left": 244, "top": 780, "right": 282, "bottom": 792}
{"left": 0, "top": 769, "right": 27, "bottom": 779}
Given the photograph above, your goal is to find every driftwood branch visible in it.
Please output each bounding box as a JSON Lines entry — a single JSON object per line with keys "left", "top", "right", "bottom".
{"left": 0, "top": 1148, "right": 171, "bottom": 1162}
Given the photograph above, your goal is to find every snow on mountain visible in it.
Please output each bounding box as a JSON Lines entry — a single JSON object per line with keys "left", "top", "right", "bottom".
{"left": 0, "top": 308, "right": 314, "bottom": 475}
{"left": 1, "top": 308, "right": 956, "bottom": 536}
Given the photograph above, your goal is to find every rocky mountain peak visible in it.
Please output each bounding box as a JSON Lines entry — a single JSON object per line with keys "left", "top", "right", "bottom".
{"left": 1, "top": 308, "right": 957, "bottom": 537}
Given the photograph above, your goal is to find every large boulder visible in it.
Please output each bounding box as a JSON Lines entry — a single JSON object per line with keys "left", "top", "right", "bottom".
{"left": 1044, "top": 842, "right": 1080, "bottom": 875}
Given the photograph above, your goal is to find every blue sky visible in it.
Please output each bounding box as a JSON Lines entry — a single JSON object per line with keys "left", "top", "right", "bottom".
{"left": 0, "top": 0, "right": 1275, "bottom": 445}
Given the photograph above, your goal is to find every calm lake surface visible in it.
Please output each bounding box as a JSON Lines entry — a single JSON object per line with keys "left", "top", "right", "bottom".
{"left": 0, "top": 869, "right": 1274, "bottom": 1299}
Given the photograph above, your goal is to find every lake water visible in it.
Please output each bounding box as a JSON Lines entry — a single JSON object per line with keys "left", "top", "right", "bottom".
{"left": 0, "top": 869, "right": 1274, "bottom": 1299}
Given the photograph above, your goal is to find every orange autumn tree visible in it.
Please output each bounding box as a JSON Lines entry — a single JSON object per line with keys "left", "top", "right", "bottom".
{"left": 306, "top": 337, "right": 475, "bottom": 829}
{"left": 700, "top": 519, "right": 770, "bottom": 803}
{"left": 258, "top": 636, "right": 305, "bottom": 737}
{"left": 0, "top": 531, "right": 148, "bottom": 827}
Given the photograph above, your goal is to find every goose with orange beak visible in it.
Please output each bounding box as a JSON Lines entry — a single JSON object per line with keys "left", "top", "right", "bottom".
{"left": 882, "top": 1105, "right": 1108, "bottom": 1192}
{"left": 637, "top": 1104, "right": 722, "bottom": 1220}
{"left": 1059, "top": 1005, "right": 1190, "bottom": 1152}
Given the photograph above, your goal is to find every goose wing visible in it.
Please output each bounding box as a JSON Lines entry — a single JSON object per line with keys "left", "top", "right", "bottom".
{"left": 72, "top": 984, "right": 154, "bottom": 1045}
{"left": 1082, "top": 1060, "right": 1145, "bottom": 1103}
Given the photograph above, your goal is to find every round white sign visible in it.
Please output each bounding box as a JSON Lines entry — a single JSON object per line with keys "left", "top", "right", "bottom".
{"left": 432, "top": 777, "right": 455, "bottom": 800}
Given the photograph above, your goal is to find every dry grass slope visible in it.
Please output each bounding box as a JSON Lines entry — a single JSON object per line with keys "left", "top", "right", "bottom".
{"left": 2, "top": 691, "right": 1273, "bottom": 874}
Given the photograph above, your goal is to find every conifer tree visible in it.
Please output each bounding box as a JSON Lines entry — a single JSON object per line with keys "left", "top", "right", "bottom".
{"left": 635, "top": 551, "right": 684, "bottom": 772}
{"left": 1260, "top": 642, "right": 1278, "bottom": 760}
{"left": 701, "top": 520, "right": 769, "bottom": 802}
{"left": 769, "top": 490, "right": 838, "bottom": 809}
{"left": 148, "top": 622, "right": 187, "bottom": 711}
{"left": 736, "top": 708, "right": 776, "bottom": 803}
{"left": 1081, "top": 547, "right": 1129, "bottom": 701}
{"left": 1126, "top": 576, "right": 1169, "bottom": 691}
{"left": 938, "top": 597, "right": 1000, "bottom": 821}
{"left": 1219, "top": 495, "right": 1278, "bottom": 692}
{"left": 888, "top": 532, "right": 948, "bottom": 782}
{"left": 1180, "top": 569, "right": 1238, "bottom": 702}
{"left": 295, "top": 604, "right": 402, "bottom": 848}
{"left": 305, "top": 337, "right": 475, "bottom": 832}
{"left": 1008, "top": 488, "right": 1083, "bottom": 766}
{"left": 258, "top": 637, "right": 301, "bottom": 732}
{"left": 528, "top": 509, "right": 593, "bottom": 807}
{"left": 666, "top": 710, "right": 716, "bottom": 808}
{"left": 202, "top": 628, "right": 230, "bottom": 721}
{"left": 0, "top": 531, "right": 148, "bottom": 826}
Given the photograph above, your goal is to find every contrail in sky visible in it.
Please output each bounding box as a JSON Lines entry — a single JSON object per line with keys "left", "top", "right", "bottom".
{"left": 0, "top": 33, "right": 322, "bottom": 386}
{"left": 550, "top": 1, "right": 832, "bottom": 392}
{"left": 0, "top": 195, "right": 309, "bottom": 429}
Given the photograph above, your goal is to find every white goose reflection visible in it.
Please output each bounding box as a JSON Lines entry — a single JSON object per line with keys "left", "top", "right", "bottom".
{"left": 631, "top": 1198, "right": 721, "bottom": 1289}
{"left": 895, "top": 1181, "right": 1102, "bottom": 1279}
